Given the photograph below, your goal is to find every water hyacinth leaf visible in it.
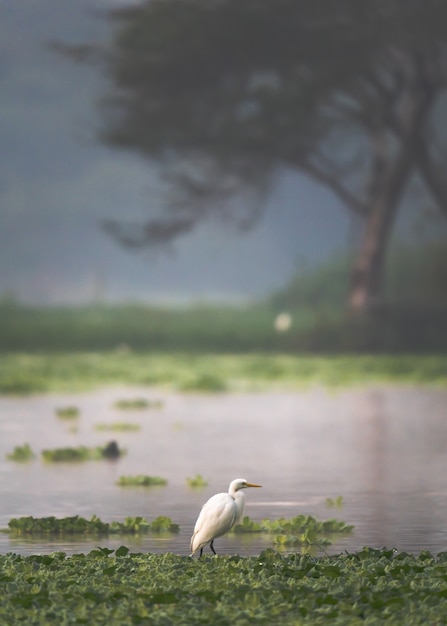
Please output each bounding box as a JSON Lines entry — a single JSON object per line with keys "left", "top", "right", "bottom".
{"left": 2, "top": 548, "right": 447, "bottom": 623}
{"left": 232, "top": 516, "right": 263, "bottom": 533}
{"left": 231, "top": 514, "right": 353, "bottom": 547}
{"left": 5, "top": 515, "right": 180, "bottom": 536}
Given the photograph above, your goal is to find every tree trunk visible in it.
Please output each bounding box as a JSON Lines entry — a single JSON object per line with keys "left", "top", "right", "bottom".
{"left": 349, "top": 194, "right": 400, "bottom": 313}
{"left": 348, "top": 84, "right": 434, "bottom": 314}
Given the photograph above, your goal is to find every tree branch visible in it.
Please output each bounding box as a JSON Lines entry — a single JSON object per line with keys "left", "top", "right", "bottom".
{"left": 298, "top": 159, "right": 369, "bottom": 216}
{"left": 102, "top": 216, "right": 197, "bottom": 248}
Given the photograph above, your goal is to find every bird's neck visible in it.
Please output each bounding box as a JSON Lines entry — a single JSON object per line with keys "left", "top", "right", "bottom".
{"left": 231, "top": 489, "right": 245, "bottom": 501}
{"left": 233, "top": 491, "right": 246, "bottom": 524}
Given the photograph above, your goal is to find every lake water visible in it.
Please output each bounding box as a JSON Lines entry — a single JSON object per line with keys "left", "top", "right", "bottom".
{"left": 1, "top": 385, "right": 447, "bottom": 557}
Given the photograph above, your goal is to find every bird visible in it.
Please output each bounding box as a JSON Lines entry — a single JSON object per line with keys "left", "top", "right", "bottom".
{"left": 190, "top": 478, "right": 262, "bottom": 557}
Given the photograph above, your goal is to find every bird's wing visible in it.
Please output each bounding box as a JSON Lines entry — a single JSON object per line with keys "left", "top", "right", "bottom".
{"left": 190, "top": 493, "right": 237, "bottom": 553}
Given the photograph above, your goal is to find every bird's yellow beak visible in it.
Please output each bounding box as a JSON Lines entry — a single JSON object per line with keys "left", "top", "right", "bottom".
{"left": 246, "top": 482, "right": 262, "bottom": 488}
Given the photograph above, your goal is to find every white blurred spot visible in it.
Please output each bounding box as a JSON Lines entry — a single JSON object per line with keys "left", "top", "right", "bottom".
{"left": 274, "top": 312, "right": 292, "bottom": 332}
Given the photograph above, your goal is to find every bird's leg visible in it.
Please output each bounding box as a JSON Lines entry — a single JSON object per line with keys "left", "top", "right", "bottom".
{"left": 199, "top": 547, "right": 203, "bottom": 558}
{"left": 210, "top": 540, "right": 217, "bottom": 555}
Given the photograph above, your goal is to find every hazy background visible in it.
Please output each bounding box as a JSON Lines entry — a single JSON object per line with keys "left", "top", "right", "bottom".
{"left": 2, "top": 0, "right": 439, "bottom": 307}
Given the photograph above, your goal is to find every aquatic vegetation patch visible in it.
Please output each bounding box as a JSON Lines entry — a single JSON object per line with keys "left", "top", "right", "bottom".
{"left": 6, "top": 443, "right": 36, "bottom": 462}
{"left": 55, "top": 406, "right": 80, "bottom": 419}
{"left": 116, "top": 475, "right": 168, "bottom": 487}
{"left": 41, "top": 442, "right": 125, "bottom": 462}
{"left": 233, "top": 515, "right": 353, "bottom": 547}
{"left": 0, "top": 548, "right": 447, "bottom": 624}
{"left": 5, "top": 515, "right": 179, "bottom": 536}
{"left": 326, "top": 495, "right": 344, "bottom": 508}
{"left": 114, "top": 398, "right": 163, "bottom": 410}
{"left": 95, "top": 422, "right": 141, "bottom": 432}
{"left": 186, "top": 474, "right": 209, "bottom": 488}
{"left": 179, "top": 372, "right": 228, "bottom": 392}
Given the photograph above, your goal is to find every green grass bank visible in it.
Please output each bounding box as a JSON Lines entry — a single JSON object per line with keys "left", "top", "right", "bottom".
{"left": 1, "top": 352, "right": 447, "bottom": 394}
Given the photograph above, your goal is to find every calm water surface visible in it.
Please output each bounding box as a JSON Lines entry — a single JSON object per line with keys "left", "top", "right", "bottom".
{"left": 1, "top": 385, "right": 447, "bottom": 556}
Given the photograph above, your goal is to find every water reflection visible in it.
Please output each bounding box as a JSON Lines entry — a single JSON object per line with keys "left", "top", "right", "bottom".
{"left": 0, "top": 386, "right": 446, "bottom": 556}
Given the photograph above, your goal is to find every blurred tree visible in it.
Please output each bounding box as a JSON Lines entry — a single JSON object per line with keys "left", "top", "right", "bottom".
{"left": 83, "top": 0, "right": 447, "bottom": 312}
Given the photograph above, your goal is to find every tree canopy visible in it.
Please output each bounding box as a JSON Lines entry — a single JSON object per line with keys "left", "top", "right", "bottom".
{"left": 86, "top": 0, "right": 447, "bottom": 311}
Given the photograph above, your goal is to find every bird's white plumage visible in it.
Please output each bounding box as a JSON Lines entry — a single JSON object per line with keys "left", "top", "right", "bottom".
{"left": 190, "top": 478, "right": 261, "bottom": 556}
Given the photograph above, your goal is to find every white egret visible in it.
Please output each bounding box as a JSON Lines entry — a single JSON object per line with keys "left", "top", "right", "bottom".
{"left": 190, "top": 478, "right": 262, "bottom": 556}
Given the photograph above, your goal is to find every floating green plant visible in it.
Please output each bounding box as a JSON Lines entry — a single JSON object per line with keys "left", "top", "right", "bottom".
{"left": 186, "top": 474, "right": 209, "bottom": 488}
{"left": 114, "top": 398, "right": 163, "bottom": 410}
{"left": 95, "top": 422, "right": 141, "bottom": 432}
{"left": 230, "top": 516, "right": 264, "bottom": 533}
{"left": 232, "top": 514, "right": 353, "bottom": 547}
{"left": 116, "top": 475, "right": 168, "bottom": 487}
{"left": 326, "top": 495, "right": 344, "bottom": 508}
{"left": 55, "top": 406, "right": 80, "bottom": 419}
{"left": 5, "top": 514, "right": 179, "bottom": 536}
{"left": 110, "top": 516, "right": 179, "bottom": 534}
{"left": 41, "top": 441, "right": 125, "bottom": 462}
{"left": 6, "top": 443, "right": 36, "bottom": 462}
{"left": 41, "top": 446, "right": 93, "bottom": 462}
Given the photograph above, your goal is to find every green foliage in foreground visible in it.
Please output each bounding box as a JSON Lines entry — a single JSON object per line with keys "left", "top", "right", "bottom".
{"left": 1, "top": 352, "right": 447, "bottom": 395}
{"left": 6, "top": 443, "right": 36, "bottom": 462}
{"left": 5, "top": 515, "right": 179, "bottom": 536}
{"left": 0, "top": 548, "right": 447, "bottom": 625}
{"left": 116, "top": 475, "right": 168, "bottom": 487}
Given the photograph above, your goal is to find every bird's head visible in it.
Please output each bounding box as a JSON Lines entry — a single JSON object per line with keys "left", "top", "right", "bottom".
{"left": 230, "top": 478, "right": 262, "bottom": 492}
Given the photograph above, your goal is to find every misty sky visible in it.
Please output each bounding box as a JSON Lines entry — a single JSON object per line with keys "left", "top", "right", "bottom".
{"left": 2, "top": 0, "right": 429, "bottom": 305}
